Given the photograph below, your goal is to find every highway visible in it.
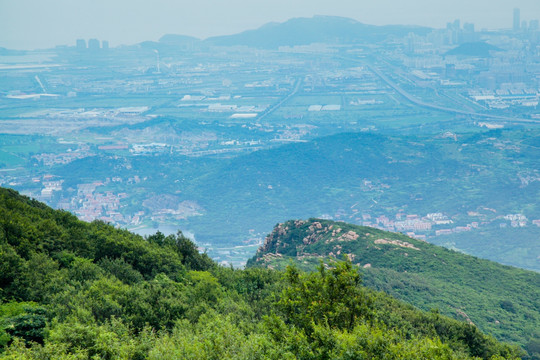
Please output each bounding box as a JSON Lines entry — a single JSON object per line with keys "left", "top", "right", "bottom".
{"left": 256, "top": 78, "right": 302, "bottom": 122}
{"left": 366, "top": 64, "right": 540, "bottom": 125}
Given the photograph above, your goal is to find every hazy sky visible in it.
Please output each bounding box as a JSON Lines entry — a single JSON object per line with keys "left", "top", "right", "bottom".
{"left": 1, "top": 0, "right": 539, "bottom": 50}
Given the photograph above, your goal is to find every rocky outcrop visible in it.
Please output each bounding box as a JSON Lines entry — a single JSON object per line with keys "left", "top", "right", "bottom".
{"left": 374, "top": 238, "right": 420, "bottom": 250}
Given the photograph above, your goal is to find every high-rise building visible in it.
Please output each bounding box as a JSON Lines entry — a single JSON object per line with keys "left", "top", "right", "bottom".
{"left": 102, "top": 40, "right": 109, "bottom": 50}
{"left": 513, "top": 8, "right": 521, "bottom": 31}
{"left": 463, "top": 23, "right": 475, "bottom": 33}
{"left": 530, "top": 20, "right": 539, "bottom": 30}
{"left": 462, "top": 23, "right": 477, "bottom": 42}
{"left": 76, "top": 39, "right": 86, "bottom": 50}
{"left": 88, "top": 39, "right": 100, "bottom": 51}
{"left": 406, "top": 33, "right": 416, "bottom": 53}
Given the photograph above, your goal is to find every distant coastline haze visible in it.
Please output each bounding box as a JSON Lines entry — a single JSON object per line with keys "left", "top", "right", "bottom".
{"left": 0, "top": 0, "right": 539, "bottom": 50}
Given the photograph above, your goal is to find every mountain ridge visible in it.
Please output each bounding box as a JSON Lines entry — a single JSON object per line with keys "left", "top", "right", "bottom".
{"left": 247, "top": 218, "right": 540, "bottom": 349}
{"left": 135, "top": 16, "right": 432, "bottom": 50}
{"left": 204, "top": 15, "right": 432, "bottom": 48}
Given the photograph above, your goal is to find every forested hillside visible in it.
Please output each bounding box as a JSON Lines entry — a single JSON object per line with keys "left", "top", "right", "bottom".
{"left": 0, "top": 188, "right": 526, "bottom": 359}
{"left": 248, "top": 219, "right": 540, "bottom": 357}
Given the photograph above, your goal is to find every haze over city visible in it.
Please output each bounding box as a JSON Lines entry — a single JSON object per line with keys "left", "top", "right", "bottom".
{"left": 1, "top": 0, "right": 540, "bottom": 49}
{"left": 2, "top": 0, "right": 540, "bottom": 356}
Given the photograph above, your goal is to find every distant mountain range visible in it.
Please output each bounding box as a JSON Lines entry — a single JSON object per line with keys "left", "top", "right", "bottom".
{"left": 248, "top": 218, "right": 540, "bottom": 349}
{"left": 2, "top": 16, "right": 433, "bottom": 52}
{"left": 203, "top": 16, "right": 431, "bottom": 48}
{"left": 148, "top": 15, "right": 431, "bottom": 50}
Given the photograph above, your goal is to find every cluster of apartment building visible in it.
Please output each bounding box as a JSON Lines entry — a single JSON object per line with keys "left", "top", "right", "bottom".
{"left": 348, "top": 209, "right": 540, "bottom": 240}
{"left": 55, "top": 181, "right": 132, "bottom": 225}
{"left": 32, "top": 149, "right": 93, "bottom": 166}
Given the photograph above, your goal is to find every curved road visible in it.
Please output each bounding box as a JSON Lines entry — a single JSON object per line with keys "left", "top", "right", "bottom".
{"left": 366, "top": 64, "right": 540, "bottom": 125}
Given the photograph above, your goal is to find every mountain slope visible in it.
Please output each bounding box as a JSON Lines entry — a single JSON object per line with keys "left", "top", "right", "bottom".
{"left": 247, "top": 218, "right": 540, "bottom": 349}
{"left": 0, "top": 187, "right": 524, "bottom": 359}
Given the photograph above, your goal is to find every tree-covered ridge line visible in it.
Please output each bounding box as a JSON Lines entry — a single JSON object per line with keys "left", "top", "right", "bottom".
{"left": 248, "top": 218, "right": 540, "bottom": 355}
{"left": 0, "top": 187, "right": 527, "bottom": 359}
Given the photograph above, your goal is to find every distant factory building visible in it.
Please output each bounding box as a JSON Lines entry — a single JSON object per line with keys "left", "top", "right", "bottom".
{"left": 513, "top": 8, "right": 520, "bottom": 31}
{"left": 462, "top": 23, "right": 477, "bottom": 42}
{"left": 76, "top": 39, "right": 87, "bottom": 50}
{"left": 322, "top": 104, "right": 341, "bottom": 111}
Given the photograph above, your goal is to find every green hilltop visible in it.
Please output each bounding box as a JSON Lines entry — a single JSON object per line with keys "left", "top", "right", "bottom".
{"left": 445, "top": 42, "right": 503, "bottom": 57}
{"left": 248, "top": 218, "right": 540, "bottom": 353}
{"left": 0, "top": 187, "right": 528, "bottom": 359}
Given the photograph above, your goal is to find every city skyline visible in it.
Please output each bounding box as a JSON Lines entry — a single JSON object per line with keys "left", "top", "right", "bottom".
{"left": 1, "top": 0, "right": 539, "bottom": 50}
